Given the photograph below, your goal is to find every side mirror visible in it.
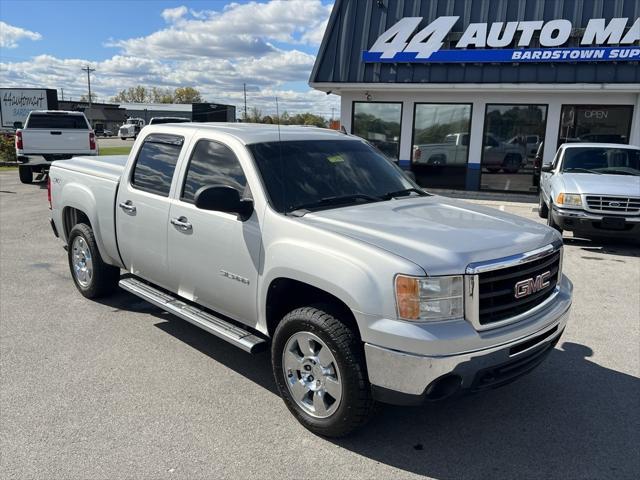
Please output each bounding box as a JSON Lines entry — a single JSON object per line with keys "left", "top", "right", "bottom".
{"left": 541, "top": 164, "right": 553, "bottom": 173}
{"left": 194, "top": 185, "right": 253, "bottom": 221}
{"left": 13, "top": 121, "right": 23, "bottom": 129}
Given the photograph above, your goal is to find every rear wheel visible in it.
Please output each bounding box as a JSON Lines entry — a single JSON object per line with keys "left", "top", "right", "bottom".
{"left": 18, "top": 165, "right": 33, "bottom": 184}
{"left": 67, "top": 223, "right": 120, "bottom": 298}
{"left": 271, "top": 305, "right": 375, "bottom": 437}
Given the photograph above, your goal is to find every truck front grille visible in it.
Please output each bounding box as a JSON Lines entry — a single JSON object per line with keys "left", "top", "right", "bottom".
{"left": 585, "top": 195, "right": 640, "bottom": 214}
{"left": 478, "top": 250, "right": 561, "bottom": 326}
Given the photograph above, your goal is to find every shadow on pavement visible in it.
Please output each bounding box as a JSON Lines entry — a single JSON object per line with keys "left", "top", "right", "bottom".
{"left": 335, "top": 342, "right": 639, "bottom": 479}
{"left": 100, "top": 290, "right": 639, "bottom": 479}
{"left": 564, "top": 236, "right": 640, "bottom": 257}
{"left": 99, "top": 289, "right": 279, "bottom": 396}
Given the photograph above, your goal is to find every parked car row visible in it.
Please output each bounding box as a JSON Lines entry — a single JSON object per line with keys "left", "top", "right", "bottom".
{"left": 13, "top": 110, "right": 194, "bottom": 183}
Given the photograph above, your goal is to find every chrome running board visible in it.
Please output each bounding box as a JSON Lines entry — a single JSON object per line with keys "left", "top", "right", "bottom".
{"left": 119, "top": 276, "right": 267, "bottom": 353}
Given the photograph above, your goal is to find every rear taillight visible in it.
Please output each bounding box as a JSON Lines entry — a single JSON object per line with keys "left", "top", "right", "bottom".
{"left": 89, "top": 132, "right": 96, "bottom": 150}
{"left": 15, "top": 130, "right": 23, "bottom": 150}
{"left": 47, "top": 176, "right": 52, "bottom": 209}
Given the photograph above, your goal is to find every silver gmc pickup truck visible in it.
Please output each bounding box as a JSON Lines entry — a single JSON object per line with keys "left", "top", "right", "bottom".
{"left": 49, "top": 124, "right": 572, "bottom": 437}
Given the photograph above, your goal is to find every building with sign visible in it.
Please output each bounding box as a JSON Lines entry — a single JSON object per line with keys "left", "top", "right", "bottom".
{"left": 310, "top": 0, "right": 640, "bottom": 192}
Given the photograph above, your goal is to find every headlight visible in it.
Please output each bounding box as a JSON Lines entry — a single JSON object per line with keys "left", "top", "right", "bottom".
{"left": 395, "top": 275, "right": 464, "bottom": 321}
{"left": 555, "top": 193, "right": 582, "bottom": 208}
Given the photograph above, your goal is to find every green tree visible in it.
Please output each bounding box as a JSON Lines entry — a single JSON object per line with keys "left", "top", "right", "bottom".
{"left": 111, "top": 86, "right": 149, "bottom": 103}
{"left": 173, "top": 87, "right": 202, "bottom": 104}
{"left": 150, "top": 87, "right": 174, "bottom": 103}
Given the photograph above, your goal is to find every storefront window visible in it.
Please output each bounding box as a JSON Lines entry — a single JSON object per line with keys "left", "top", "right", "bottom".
{"left": 352, "top": 102, "right": 402, "bottom": 160}
{"left": 411, "top": 104, "right": 472, "bottom": 189}
{"left": 558, "top": 105, "right": 633, "bottom": 148}
{"left": 481, "top": 104, "right": 547, "bottom": 192}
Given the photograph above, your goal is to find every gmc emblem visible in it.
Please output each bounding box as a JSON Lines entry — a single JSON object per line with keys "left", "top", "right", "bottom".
{"left": 514, "top": 271, "right": 551, "bottom": 299}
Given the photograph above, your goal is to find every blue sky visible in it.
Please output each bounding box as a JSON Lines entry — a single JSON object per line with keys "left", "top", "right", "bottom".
{"left": 0, "top": 0, "right": 338, "bottom": 116}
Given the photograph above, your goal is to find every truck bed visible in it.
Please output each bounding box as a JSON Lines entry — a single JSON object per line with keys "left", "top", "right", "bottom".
{"left": 52, "top": 155, "right": 128, "bottom": 181}
{"left": 49, "top": 155, "right": 129, "bottom": 269}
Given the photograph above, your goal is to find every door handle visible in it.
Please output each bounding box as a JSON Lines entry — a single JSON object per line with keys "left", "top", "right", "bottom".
{"left": 170, "top": 216, "right": 192, "bottom": 232}
{"left": 118, "top": 201, "right": 136, "bottom": 214}
{"left": 50, "top": 131, "right": 62, "bottom": 135}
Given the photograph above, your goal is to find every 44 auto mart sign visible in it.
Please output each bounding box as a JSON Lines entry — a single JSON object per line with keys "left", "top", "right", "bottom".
{"left": 363, "top": 16, "right": 640, "bottom": 63}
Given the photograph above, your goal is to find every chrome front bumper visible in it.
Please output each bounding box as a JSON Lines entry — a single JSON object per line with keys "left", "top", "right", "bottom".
{"left": 364, "top": 277, "right": 571, "bottom": 402}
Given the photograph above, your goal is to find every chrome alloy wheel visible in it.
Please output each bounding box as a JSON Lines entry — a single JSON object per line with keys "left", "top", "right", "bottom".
{"left": 282, "top": 331, "right": 342, "bottom": 418}
{"left": 71, "top": 236, "right": 93, "bottom": 287}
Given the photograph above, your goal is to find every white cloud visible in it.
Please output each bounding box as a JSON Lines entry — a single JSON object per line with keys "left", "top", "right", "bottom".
{"left": 0, "top": 21, "right": 42, "bottom": 48}
{"left": 161, "top": 5, "right": 188, "bottom": 23}
{"left": 0, "top": 1, "right": 339, "bottom": 116}
{"left": 109, "top": 0, "right": 330, "bottom": 59}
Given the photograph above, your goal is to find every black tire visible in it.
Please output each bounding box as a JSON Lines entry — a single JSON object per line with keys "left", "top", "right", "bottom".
{"left": 547, "top": 201, "right": 563, "bottom": 234}
{"left": 486, "top": 167, "right": 500, "bottom": 173}
{"left": 502, "top": 154, "right": 522, "bottom": 173}
{"left": 538, "top": 192, "right": 549, "bottom": 219}
{"left": 120, "top": 137, "right": 126, "bottom": 141}
{"left": 18, "top": 165, "right": 32, "bottom": 184}
{"left": 271, "top": 305, "right": 375, "bottom": 437}
{"left": 67, "top": 223, "right": 120, "bottom": 298}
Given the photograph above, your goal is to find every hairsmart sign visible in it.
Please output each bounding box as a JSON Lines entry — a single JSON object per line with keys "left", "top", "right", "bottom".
{"left": 362, "top": 17, "right": 640, "bottom": 63}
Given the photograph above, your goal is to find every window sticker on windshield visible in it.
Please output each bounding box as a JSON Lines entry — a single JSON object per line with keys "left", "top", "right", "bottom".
{"left": 327, "top": 154, "right": 345, "bottom": 163}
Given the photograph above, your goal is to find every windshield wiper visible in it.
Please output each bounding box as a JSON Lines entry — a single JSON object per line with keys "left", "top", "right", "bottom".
{"left": 381, "top": 188, "right": 428, "bottom": 200}
{"left": 288, "top": 194, "right": 383, "bottom": 216}
{"left": 564, "top": 167, "right": 603, "bottom": 175}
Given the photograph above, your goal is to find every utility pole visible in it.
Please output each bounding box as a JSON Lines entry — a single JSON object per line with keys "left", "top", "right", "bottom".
{"left": 81, "top": 65, "right": 96, "bottom": 107}
{"left": 331, "top": 107, "right": 335, "bottom": 121}
{"left": 243, "top": 83, "right": 247, "bottom": 121}
{"left": 60, "top": 88, "right": 64, "bottom": 101}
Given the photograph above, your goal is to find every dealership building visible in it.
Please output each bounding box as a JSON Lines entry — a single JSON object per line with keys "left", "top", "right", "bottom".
{"left": 310, "top": 0, "right": 640, "bottom": 193}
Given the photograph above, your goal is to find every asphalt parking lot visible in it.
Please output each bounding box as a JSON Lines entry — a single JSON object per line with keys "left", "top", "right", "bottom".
{"left": 1, "top": 170, "right": 638, "bottom": 479}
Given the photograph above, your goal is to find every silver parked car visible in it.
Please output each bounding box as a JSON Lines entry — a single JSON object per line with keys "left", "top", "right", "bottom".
{"left": 48, "top": 124, "right": 572, "bottom": 436}
{"left": 539, "top": 143, "right": 640, "bottom": 241}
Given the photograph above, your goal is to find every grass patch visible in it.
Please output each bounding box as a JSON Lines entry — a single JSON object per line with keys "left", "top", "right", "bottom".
{"left": 100, "top": 146, "right": 131, "bottom": 156}
{"left": 0, "top": 165, "right": 17, "bottom": 170}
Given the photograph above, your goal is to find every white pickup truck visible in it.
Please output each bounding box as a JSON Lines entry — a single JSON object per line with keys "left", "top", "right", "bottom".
{"left": 48, "top": 124, "right": 572, "bottom": 437}
{"left": 413, "top": 133, "right": 525, "bottom": 173}
{"left": 15, "top": 110, "right": 97, "bottom": 184}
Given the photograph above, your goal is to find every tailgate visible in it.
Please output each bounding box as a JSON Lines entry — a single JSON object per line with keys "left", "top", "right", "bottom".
{"left": 22, "top": 129, "right": 91, "bottom": 154}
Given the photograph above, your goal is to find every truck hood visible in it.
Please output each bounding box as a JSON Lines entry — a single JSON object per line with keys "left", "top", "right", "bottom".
{"left": 557, "top": 173, "right": 640, "bottom": 197}
{"left": 302, "top": 196, "right": 559, "bottom": 276}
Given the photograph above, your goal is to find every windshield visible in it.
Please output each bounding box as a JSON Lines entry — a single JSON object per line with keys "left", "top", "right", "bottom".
{"left": 562, "top": 147, "right": 640, "bottom": 176}
{"left": 248, "top": 139, "right": 422, "bottom": 214}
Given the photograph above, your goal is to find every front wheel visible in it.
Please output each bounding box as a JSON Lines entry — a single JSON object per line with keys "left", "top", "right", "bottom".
{"left": 67, "top": 223, "right": 120, "bottom": 298}
{"left": 547, "top": 201, "right": 563, "bottom": 234}
{"left": 271, "top": 306, "right": 375, "bottom": 437}
{"left": 538, "top": 192, "right": 549, "bottom": 219}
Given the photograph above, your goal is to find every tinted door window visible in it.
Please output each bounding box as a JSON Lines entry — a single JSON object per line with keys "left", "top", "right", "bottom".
{"left": 26, "top": 114, "right": 89, "bottom": 129}
{"left": 352, "top": 102, "right": 402, "bottom": 160}
{"left": 481, "top": 104, "right": 547, "bottom": 193}
{"left": 411, "top": 103, "right": 472, "bottom": 189}
{"left": 131, "top": 134, "right": 184, "bottom": 196}
{"left": 181, "top": 140, "right": 247, "bottom": 203}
